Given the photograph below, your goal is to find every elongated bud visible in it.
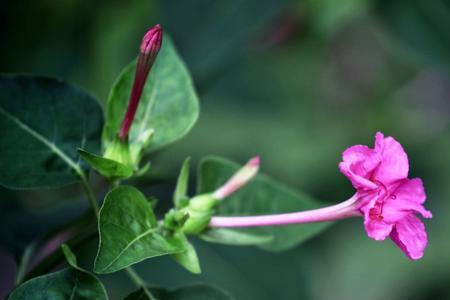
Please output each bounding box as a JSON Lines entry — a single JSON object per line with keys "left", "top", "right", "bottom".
{"left": 213, "top": 156, "right": 260, "bottom": 200}
{"left": 118, "top": 24, "right": 163, "bottom": 140}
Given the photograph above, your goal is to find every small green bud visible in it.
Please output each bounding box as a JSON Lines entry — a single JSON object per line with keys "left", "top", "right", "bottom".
{"left": 182, "top": 194, "right": 218, "bottom": 234}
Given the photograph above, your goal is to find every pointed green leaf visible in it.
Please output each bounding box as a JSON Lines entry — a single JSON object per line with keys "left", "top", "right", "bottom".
{"left": 94, "top": 186, "right": 185, "bottom": 274}
{"left": 125, "top": 284, "right": 233, "bottom": 300}
{"left": 61, "top": 244, "right": 78, "bottom": 269}
{"left": 173, "top": 157, "right": 191, "bottom": 208}
{"left": 9, "top": 245, "right": 107, "bottom": 300}
{"left": 78, "top": 149, "right": 133, "bottom": 180}
{"left": 103, "top": 37, "right": 199, "bottom": 158}
{"left": 0, "top": 75, "right": 103, "bottom": 189}
{"left": 171, "top": 232, "right": 201, "bottom": 274}
{"left": 197, "top": 156, "right": 330, "bottom": 252}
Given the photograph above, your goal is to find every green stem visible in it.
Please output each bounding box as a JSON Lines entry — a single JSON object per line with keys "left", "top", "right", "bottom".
{"left": 78, "top": 171, "right": 99, "bottom": 218}
{"left": 125, "top": 267, "right": 156, "bottom": 300}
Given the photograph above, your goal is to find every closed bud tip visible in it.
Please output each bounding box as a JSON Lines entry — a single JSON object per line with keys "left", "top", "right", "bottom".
{"left": 140, "top": 24, "right": 163, "bottom": 54}
{"left": 118, "top": 24, "right": 163, "bottom": 140}
{"left": 212, "top": 156, "right": 260, "bottom": 200}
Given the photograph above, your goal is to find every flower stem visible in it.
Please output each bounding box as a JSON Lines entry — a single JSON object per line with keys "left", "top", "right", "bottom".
{"left": 209, "top": 195, "right": 361, "bottom": 228}
{"left": 125, "top": 267, "right": 156, "bottom": 300}
{"left": 78, "top": 172, "right": 99, "bottom": 219}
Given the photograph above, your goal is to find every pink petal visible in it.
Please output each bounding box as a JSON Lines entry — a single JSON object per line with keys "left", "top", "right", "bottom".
{"left": 393, "top": 178, "right": 427, "bottom": 204}
{"left": 362, "top": 197, "right": 393, "bottom": 240}
{"left": 364, "top": 217, "right": 393, "bottom": 241}
{"left": 381, "top": 178, "right": 432, "bottom": 223}
{"left": 339, "top": 145, "right": 380, "bottom": 190}
{"left": 373, "top": 132, "right": 409, "bottom": 184}
{"left": 390, "top": 215, "right": 428, "bottom": 260}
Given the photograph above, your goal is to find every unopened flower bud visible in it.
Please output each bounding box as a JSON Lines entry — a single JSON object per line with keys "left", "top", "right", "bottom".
{"left": 118, "top": 24, "right": 163, "bottom": 140}
{"left": 212, "top": 156, "right": 260, "bottom": 200}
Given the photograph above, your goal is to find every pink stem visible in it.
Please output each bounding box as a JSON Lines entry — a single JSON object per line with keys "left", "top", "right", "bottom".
{"left": 209, "top": 195, "right": 361, "bottom": 228}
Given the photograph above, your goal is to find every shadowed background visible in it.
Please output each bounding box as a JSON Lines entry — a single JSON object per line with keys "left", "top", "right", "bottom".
{"left": 1, "top": 0, "right": 449, "bottom": 299}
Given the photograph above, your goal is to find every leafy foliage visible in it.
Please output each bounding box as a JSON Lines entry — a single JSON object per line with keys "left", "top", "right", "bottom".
{"left": 95, "top": 186, "right": 185, "bottom": 274}
{"left": 0, "top": 75, "right": 103, "bottom": 189}
{"left": 9, "top": 245, "right": 108, "bottom": 300}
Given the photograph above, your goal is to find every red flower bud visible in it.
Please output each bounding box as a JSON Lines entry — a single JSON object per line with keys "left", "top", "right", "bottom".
{"left": 119, "top": 24, "right": 163, "bottom": 140}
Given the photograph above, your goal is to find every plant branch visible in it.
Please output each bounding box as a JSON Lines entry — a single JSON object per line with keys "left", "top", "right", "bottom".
{"left": 125, "top": 267, "right": 156, "bottom": 300}
{"left": 78, "top": 172, "right": 99, "bottom": 218}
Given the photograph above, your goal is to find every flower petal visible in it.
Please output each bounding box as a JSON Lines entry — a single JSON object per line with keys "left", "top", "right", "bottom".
{"left": 339, "top": 145, "right": 379, "bottom": 190}
{"left": 390, "top": 215, "right": 428, "bottom": 260}
{"left": 393, "top": 178, "right": 427, "bottom": 204}
{"left": 364, "top": 217, "right": 393, "bottom": 241}
{"left": 362, "top": 197, "right": 394, "bottom": 240}
{"left": 381, "top": 179, "right": 432, "bottom": 223}
{"left": 373, "top": 132, "right": 409, "bottom": 184}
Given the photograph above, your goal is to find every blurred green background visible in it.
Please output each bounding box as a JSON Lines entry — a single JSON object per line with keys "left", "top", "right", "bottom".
{"left": 1, "top": 0, "right": 449, "bottom": 299}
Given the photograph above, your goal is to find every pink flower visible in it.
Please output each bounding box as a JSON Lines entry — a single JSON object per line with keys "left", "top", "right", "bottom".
{"left": 209, "top": 132, "right": 431, "bottom": 260}
{"left": 339, "top": 132, "right": 432, "bottom": 259}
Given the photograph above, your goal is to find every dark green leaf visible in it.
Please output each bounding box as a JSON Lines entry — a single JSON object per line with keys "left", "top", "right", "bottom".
{"left": 94, "top": 186, "right": 185, "bottom": 274}
{"left": 103, "top": 37, "right": 199, "bottom": 160}
{"left": 197, "top": 156, "right": 330, "bottom": 252}
{"left": 78, "top": 148, "right": 133, "bottom": 180}
{"left": 9, "top": 245, "right": 108, "bottom": 300}
{"left": 171, "top": 232, "right": 201, "bottom": 274}
{"left": 0, "top": 75, "right": 103, "bottom": 189}
{"left": 173, "top": 157, "right": 191, "bottom": 208}
{"left": 125, "top": 284, "right": 233, "bottom": 300}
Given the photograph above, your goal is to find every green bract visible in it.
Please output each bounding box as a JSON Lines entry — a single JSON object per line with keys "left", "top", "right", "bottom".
{"left": 103, "top": 37, "right": 199, "bottom": 165}
{"left": 198, "top": 156, "right": 331, "bottom": 252}
{"left": 94, "top": 186, "right": 185, "bottom": 274}
{"left": 0, "top": 75, "right": 103, "bottom": 189}
{"left": 78, "top": 148, "right": 133, "bottom": 180}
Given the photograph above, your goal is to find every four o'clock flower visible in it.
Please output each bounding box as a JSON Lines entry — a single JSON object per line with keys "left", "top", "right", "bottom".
{"left": 118, "top": 24, "right": 163, "bottom": 140}
{"left": 209, "top": 132, "right": 432, "bottom": 260}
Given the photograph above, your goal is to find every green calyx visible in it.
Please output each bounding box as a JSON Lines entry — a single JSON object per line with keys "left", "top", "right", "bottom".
{"left": 181, "top": 194, "right": 219, "bottom": 234}
{"left": 103, "top": 137, "right": 133, "bottom": 168}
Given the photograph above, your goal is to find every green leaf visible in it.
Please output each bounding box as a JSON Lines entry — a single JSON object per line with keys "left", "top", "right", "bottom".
{"left": 61, "top": 244, "right": 78, "bottom": 269}
{"left": 197, "top": 156, "right": 330, "bottom": 252}
{"left": 78, "top": 148, "right": 133, "bottom": 180}
{"left": 103, "top": 37, "right": 199, "bottom": 160}
{"left": 173, "top": 157, "right": 191, "bottom": 208}
{"left": 171, "top": 232, "right": 201, "bottom": 274}
{"left": 0, "top": 75, "right": 103, "bottom": 189}
{"left": 200, "top": 228, "right": 273, "bottom": 246}
{"left": 9, "top": 245, "right": 108, "bottom": 300}
{"left": 125, "top": 284, "right": 233, "bottom": 300}
{"left": 94, "top": 186, "right": 185, "bottom": 274}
